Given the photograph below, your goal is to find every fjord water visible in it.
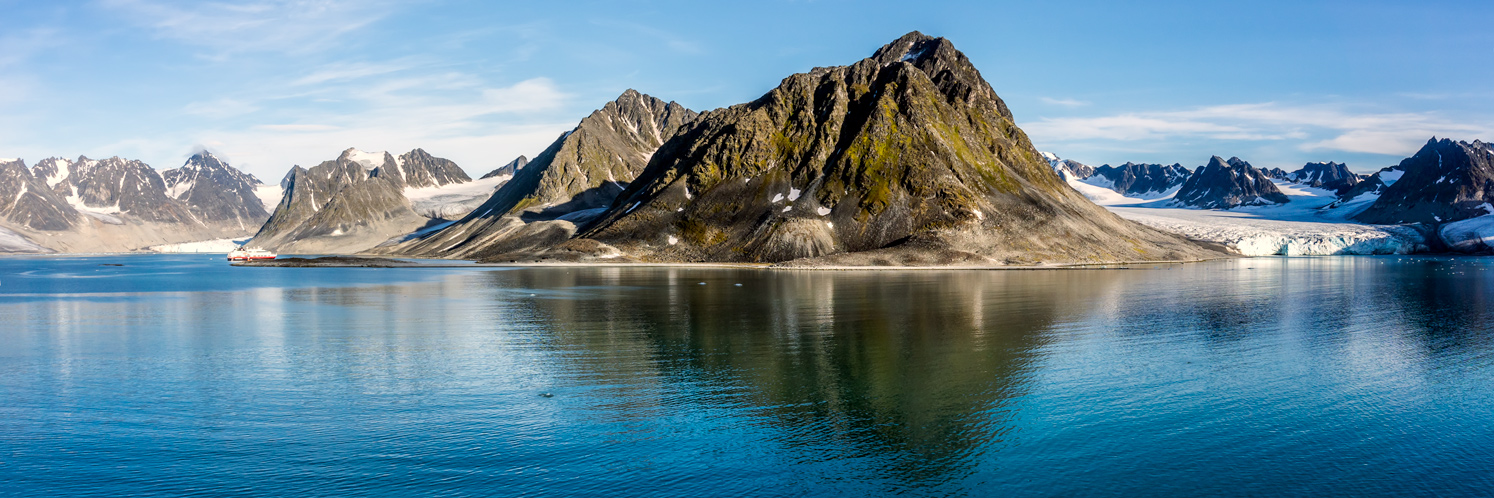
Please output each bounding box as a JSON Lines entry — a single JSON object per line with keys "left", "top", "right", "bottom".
{"left": 2, "top": 256, "right": 1492, "bottom": 496}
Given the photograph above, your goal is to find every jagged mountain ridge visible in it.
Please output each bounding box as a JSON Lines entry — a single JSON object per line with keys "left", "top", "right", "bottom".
{"left": 559, "top": 32, "right": 1216, "bottom": 265}
{"left": 0, "top": 153, "right": 277, "bottom": 252}
{"left": 1172, "top": 156, "right": 1289, "bottom": 209}
{"left": 1089, "top": 162, "right": 1191, "bottom": 196}
{"left": 248, "top": 147, "right": 474, "bottom": 253}
{"left": 1287, "top": 161, "right": 1362, "bottom": 194}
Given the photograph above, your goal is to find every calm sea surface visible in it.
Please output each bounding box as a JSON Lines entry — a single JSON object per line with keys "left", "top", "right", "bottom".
{"left": 2, "top": 255, "right": 1492, "bottom": 496}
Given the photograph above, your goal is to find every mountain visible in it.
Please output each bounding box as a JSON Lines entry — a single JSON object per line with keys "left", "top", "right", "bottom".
{"left": 1262, "top": 167, "right": 1290, "bottom": 180}
{"left": 1088, "top": 162, "right": 1191, "bottom": 196}
{"left": 481, "top": 156, "right": 527, "bottom": 180}
{"left": 1286, "top": 161, "right": 1361, "bottom": 194}
{"left": 1042, "top": 152, "right": 1094, "bottom": 179}
{"left": 1353, "top": 138, "right": 1494, "bottom": 225}
{"left": 0, "top": 154, "right": 275, "bottom": 252}
{"left": 0, "top": 158, "right": 77, "bottom": 232}
{"left": 391, "top": 149, "right": 470, "bottom": 188}
{"left": 248, "top": 147, "right": 479, "bottom": 253}
{"left": 556, "top": 32, "right": 1217, "bottom": 265}
{"left": 162, "top": 152, "right": 271, "bottom": 230}
{"left": 1172, "top": 156, "right": 1290, "bottom": 209}
{"left": 374, "top": 90, "right": 698, "bottom": 259}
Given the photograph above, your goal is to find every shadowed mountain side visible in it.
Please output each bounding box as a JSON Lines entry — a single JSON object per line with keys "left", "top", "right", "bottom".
{"left": 576, "top": 32, "right": 1219, "bottom": 265}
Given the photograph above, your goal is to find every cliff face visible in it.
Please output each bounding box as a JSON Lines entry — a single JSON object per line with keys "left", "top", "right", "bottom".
{"left": 572, "top": 32, "right": 1216, "bottom": 265}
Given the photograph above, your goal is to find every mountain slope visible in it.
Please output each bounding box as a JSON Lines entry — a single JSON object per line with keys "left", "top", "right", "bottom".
{"left": 571, "top": 32, "right": 1217, "bottom": 265}
{"left": 375, "top": 90, "right": 698, "bottom": 259}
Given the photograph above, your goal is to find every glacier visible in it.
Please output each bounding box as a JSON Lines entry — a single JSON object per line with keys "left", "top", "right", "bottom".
{"left": 1057, "top": 166, "right": 1426, "bottom": 256}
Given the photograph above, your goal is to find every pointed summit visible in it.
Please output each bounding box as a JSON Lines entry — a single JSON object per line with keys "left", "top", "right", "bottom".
{"left": 1173, "top": 156, "right": 1288, "bottom": 209}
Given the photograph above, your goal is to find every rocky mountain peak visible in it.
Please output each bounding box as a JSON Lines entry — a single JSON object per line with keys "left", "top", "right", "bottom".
{"left": 868, "top": 31, "right": 1005, "bottom": 118}
{"left": 162, "top": 152, "right": 270, "bottom": 226}
{"left": 1173, "top": 156, "right": 1289, "bottom": 209}
{"left": 1354, "top": 137, "right": 1494, "bottom": 225}
{"left": 392, "top": 148, "right": 470, "bottom": 189}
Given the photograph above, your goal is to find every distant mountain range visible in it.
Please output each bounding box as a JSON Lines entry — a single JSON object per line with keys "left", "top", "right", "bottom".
{"left": 0, "top": 152, "right": 276, "bottom": 253}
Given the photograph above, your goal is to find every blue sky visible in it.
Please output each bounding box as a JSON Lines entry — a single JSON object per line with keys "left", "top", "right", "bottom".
{"left": 1, "top": 0, "right": 1491, "bottom": 179}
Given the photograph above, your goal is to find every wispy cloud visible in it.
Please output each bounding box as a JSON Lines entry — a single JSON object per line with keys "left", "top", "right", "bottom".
{"left": 1039, "top": 97, "right": 1089, "bottom": 107}
{"left": 97, "top": 0, "right": 402, "bottom": 57}
{"left": 1023, "top": 102, "right": 1492, "bottom": 156}
{"left": 182, "top": 98, "right": 260, "bottom": 118}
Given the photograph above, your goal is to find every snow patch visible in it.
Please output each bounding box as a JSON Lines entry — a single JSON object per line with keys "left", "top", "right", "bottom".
{"left": 0, "top": 225, "right": 50, "bottom": 253}
{"left": 782, "top": 205, "right": 792, "bottom": 213}
{"left": 667, "top": 235, "right": 678, "bottom": 245}
{"left": 771, "top": 193, "right": 785, "bottom": 203}
{"left": 816, "top": 206, "right": 832, "bottom": 216}
{"left": 788, "top": 188, "right": 802, "bottom": 201}
{"left": 345, "top": 149, "right": 387, "bottom": 170}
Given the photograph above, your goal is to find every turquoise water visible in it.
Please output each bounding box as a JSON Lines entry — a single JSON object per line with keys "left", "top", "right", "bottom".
{"left": 2, "top": 255, "right": 1492, "bottom": 496}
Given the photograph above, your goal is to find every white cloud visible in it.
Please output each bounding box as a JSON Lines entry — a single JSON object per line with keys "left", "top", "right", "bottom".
{"left": 1023, "top": 102, "right": 1492, "bottom": 156}
{"left": 1039, "top": 97, "right": 1089, "bottom": 107}
{"left": 97, "top": 0, "right": 402, "bottom": 56}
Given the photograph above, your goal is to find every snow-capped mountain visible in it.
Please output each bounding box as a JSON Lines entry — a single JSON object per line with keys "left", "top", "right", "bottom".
{"left": 0, "top": 153, "right": 283, "bottom": 252}
{"left": 1089, "top": 162, "right": 1191, "bottom": 197}
{"left": 1285, "top": 161, "right": 1361, "bottom": 194}
{"left": 0, "top": 158, "right": 77, "bottom": 233}
{"left": 1172, "top": 156, "right": 1289, "bottom": 209}
{"left": 1353, "top": 138, "right": 1494, "bottom": 225}
{"left": 247, "top": 147, "right": 494, "bottom": 253}
{"left": 1042, "top": 151, "right": 1095, "bottom": 179}
{"left": 162, "top": 152, "right": 271, "bottom": 228}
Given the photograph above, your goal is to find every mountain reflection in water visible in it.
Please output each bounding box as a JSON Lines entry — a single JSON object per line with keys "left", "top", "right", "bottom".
{"left": 2, "top": 255, "right": 1492, "bottom": 496}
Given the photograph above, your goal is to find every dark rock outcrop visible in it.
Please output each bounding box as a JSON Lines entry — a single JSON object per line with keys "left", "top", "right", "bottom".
{"left": 1172, "top": 156, "right": 1290, "bottom": 209}
{"left": 1354, "top": 138, "right": 1494, "bottom": 225}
